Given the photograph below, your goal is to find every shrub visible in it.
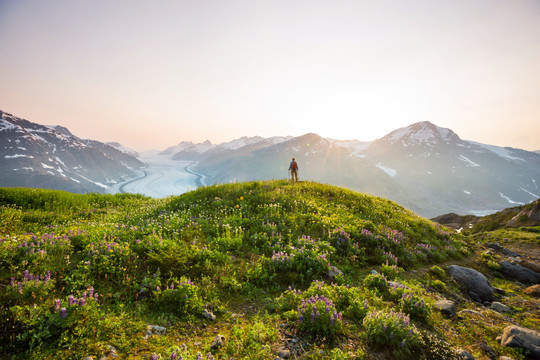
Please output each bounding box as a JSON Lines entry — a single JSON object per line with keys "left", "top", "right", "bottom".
{"left": 428, "top": 265, "right": 446, "bottom": 279}
{"left": 399, "top": 292, "right": 431, "bottom": 323}
{"left": 363, "top": 309, "right": 420, "bottom": 358}
{"left": 363, "top": 273, "right": 388, "bottom": 295}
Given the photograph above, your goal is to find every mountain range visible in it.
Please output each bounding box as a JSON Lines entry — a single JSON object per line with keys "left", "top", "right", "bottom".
{"left": 0, "top": 110, "right": 144, "bottom": 193}
{"left": 163, "top": 122, "right": 540, "bottom": 218}
{"left": 1, "top": 109, "right": 539, "bottom": 218}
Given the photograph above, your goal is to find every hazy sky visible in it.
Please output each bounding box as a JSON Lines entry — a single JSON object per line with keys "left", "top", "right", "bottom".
{"left": 1, "top": 0, "right": 539, "bottom": 151}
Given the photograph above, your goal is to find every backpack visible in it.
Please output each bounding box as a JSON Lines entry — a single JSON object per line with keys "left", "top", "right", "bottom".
{"left": 291, "top": 161, "right": 298, "bottom": 171}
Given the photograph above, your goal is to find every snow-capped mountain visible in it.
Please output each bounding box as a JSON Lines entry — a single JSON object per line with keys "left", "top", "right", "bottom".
{"left": 0, "top": 110, "right": 144, "bottom": 193}
{"left": 165, "top": 121, "right": 540, "bottom": 217}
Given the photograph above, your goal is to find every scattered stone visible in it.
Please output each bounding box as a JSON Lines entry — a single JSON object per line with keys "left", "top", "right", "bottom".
{"left": 486, "top": 243, "right": 519, "bottom": 257}
{"left": 148, "top": 325, "right": 166, "bottom": 335}
{"left": 499, "top": 261, "right": 540, "bottom": 284}
{"left": 520, "top": 260, "right": 540, "bottom": 274}
{"left": 277, "top": 347, "right": 291, "bottom": 359}
{"left": 479, "top": 341, "right": 498, "bottom": 359}
{"left": 493, "top": 287, "right": 507, "bottom": 295}
{"left": 99, "top": 345, "right": 118, "bottom": 359}
{"left": 458, "top": 309, "right": 484, "bottom": 317}
{"left": 203, "top": 308, "right": 217, "bottom": 321}
{"left": 448, "top": 265, "right": 494, "bottom": 302}
{"left": 434, "top": 299, "right": 456, "bottom": 318}
{"left": 371, "top": 270, "right": 377, "bottom": 275}
{"left": 490, "top": 302, "right": 511, "bottom": 313}
{"left": 144, "top": 325, "right": 167, "bottom": 339}
{"left": 327, "top": 266, "right": 343, "bottom": 279}
{"left": 456, "top": 348, "right": 475, "bottom": 359}
{"left": 210, "top": 334, "right": 226, "bottom": 349}
{"left": 497, "top": 325, "right": 540, "bottom": 359}
{"left": 524, "top": 284, "right": 540, "bottom": 297}
{"left": 499, "top": 357, "right": 514, "bottom": 360}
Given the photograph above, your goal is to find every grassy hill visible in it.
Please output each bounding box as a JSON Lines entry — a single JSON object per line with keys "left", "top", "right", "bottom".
{"left": 0, "top": 181, "right": 537, "bottom": 359}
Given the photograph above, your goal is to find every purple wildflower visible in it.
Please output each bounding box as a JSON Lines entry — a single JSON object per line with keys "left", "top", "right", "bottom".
{"left": 60, "top": 307, "right": 67, "bottom": 319}
{"left": 54, "top": 299, "right": 61, "bottom": 311}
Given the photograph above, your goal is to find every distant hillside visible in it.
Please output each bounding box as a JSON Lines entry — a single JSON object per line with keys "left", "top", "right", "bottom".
{"left": 0, "top": 110, "right": 144, "bottom": 193}
{"left": 432, "top": 198, "right": 540, "bottom": 233}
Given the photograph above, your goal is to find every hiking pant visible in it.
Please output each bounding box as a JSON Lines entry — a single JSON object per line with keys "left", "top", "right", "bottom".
{"left": 291, "top": 170, "right": 298, "bottom": 182}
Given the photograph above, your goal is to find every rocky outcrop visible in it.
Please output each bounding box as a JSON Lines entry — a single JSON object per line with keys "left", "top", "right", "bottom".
{"left": 499, "top": 261, "right": 540, "bottom": 284}
{"left": 497, "top": 325, "right": 540, "bottom": 359}
{"left": 448, "top": 265, "right": 494, "bottom": 302}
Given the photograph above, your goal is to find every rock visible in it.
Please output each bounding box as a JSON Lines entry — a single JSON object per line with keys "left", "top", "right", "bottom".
{"left": 469, "top": 291, "right": 483, "bottom": 304}
{"left": 458, "top": 309, "right": 484, "bottom": 317}
{"left": 148, "top": 325, "right": 167, "bottom": 335}
{"left": 499, "top": 261, "right": 540, "bottom": 284}
{"left": 525, "top": 284, "right": 540, "bottom": 297}
{"left": 371, "top": 270, "right": 377, "bottom": 275}
{"left": 434, "top": 299, "right": 456, "bottom": 318}
{"left": 499, "top": 357, "right": 514, "bottom": 360}
{"left": 82, "top": 357, "right": 94, "bottom": 360}
{"left": 497, "top": 325, "right": 540, "bottom": 359}
{"left": 486, "top": 243, "right": 519, "bottom": 257}
{"left": 327, "top": 266, "right": 343, "bottom": 279}
{"left": 448, "top": 265, "right": 494, "bottom": 302}
{"left": 520, "top": 260, "right": 540, "bottom": 273}
{"left": 456, "top": 348, "right": 475, "bottom": 359}
{"left": 210, "top": 334, "right": 226, "bottom": 349}
{"left": 277, "top": 348, "right": 291, "bottom": 359}
{"left": 479, "top": 341, "right": 498, "bottom": 359}
{"left": 203, "top": 308, "right": 217, "bottom": 321}
{"left": 490, "top": 302, "right": 511, "bottom": 313}
{"left": 493, "top": 287, "right": 507, "bottom": 295}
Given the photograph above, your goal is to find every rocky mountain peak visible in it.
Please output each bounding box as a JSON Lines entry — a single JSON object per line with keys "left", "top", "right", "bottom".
{"left": 381, "top": 121, "right": 461, "bottom": 147}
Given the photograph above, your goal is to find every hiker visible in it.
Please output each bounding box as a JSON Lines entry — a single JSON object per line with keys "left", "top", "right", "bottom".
{"left": 289, "top": 157, "right": 299, "bottom": 183}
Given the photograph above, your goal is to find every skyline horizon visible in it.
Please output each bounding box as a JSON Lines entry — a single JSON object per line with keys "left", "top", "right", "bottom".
{"left": 1, "top": 1, "right": 539, "bottom": 152}
{"left": 3, "top": 107, "right": 539, "bottom": 153}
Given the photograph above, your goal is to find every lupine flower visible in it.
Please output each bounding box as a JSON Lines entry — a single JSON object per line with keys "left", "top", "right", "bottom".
{"left": 60, "top": 308, "right": 67, "bottom": 319}
{"left": 78, "top": 298, "right": 86, "bottom": 307}
{"left": 170, "top": 350, "right": 177, "bottom": 360}
{"left": 401, "top": 340, "right": 406, "bottom": 349}
{"left": 54, "top": 299, "right": 61, "bottom": 311}
{"left": 151, "top": 354, "right": 159, "bottom": 360}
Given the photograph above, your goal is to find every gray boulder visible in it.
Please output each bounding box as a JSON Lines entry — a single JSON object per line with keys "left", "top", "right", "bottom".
{"left": 434, "top": 299, "right": 456, "bottom": 318}
{"left": 497, "top": 325, "right": 540, "bottom": 359}
{"left": 499, "top": 261, "right": 540, "bottom": 284}
{"left": 490, "top": 302, "right": 511, "bottom": 313}
{"left": 448, "top": 265, "right": 494, "bottom": 302}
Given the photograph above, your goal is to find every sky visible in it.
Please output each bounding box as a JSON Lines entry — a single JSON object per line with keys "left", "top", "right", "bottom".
{"left": 1, "top": 0, "right": 539, "bottom": 152}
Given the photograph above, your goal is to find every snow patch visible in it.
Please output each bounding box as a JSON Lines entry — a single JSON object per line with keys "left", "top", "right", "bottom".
{"left": 469, "top": 141, "right": 526, "bottom": 162}
{"left": 376, "top": 163, "right": 397, "bottom": 177}
{"left": 459, "top": 155, "right": 480, "bottom": 167}
{"left": 4, "top": 154, "right": 34, "bottom": 159}
{"left": 463, "top": 190, "right": 471, "bottom": 195}
{"left": 41, "top": 163, "right": 54, "bottom": 169}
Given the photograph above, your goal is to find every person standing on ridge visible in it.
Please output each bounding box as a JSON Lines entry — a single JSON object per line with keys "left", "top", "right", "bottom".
{"left": 289, "top": 157, "right": 299, "bottom": 183}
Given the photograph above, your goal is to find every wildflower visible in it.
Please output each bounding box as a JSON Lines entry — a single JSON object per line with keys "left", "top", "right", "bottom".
{"left": 54, "top": 299, "right": 61, "bottom": 311}
{"left": 206, "top": 353, "right": 215, "bottom": 360}
{"left": 78, "top": 298, "right": 86, "bottom": 307}
{"left": 401, "top": 340, "right": 406, "bottom": 349}
{"left": 311, "top": 311, "right": 315, "bottom": 323}
{"left": 364, "top": 299, "right": 368, "bottom": 310}
{"left": 151, "top": 354, "right": 159, "bottom": 360}
{"left": 170, "top": 350, "right": 178, "bottom": 360}
{"left": 60, "top": 307, "right": 67, "bottom": 319}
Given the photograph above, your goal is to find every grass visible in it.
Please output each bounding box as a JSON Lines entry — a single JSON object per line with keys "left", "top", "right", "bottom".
{"left": 0, "top": 181, "right": 536, "bottom": 359}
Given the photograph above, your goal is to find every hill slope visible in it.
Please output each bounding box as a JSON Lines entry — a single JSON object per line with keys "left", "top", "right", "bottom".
{"left": 0, "top": 182, "right": 538, "bottom": 359}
